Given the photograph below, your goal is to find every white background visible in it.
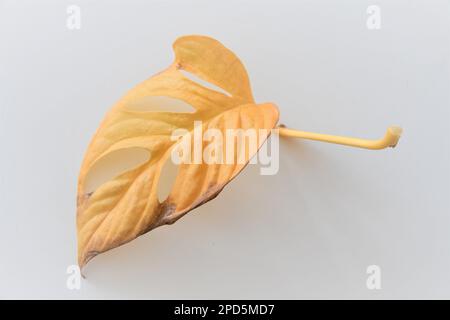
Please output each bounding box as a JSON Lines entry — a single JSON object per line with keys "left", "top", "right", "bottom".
{"left": 0, "top": 0, "right": 449, "bottom": 299}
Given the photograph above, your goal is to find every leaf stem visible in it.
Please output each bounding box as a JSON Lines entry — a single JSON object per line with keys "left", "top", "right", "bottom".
{"left": 277, "top": 125, "right": 403, "bottom": 150}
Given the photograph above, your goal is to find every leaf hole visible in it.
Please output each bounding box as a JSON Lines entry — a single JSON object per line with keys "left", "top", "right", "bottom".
{"left": 157, "top": 157, "right": 179, "bottom": 203}
{"left": 84, "top": 147, "right": 151, "bottom": 194}
{"left": 126, "top": 96, "right": 196, "bottom": 113}
{"left": 179, "top": 69, "right": 232, "bottom": 97}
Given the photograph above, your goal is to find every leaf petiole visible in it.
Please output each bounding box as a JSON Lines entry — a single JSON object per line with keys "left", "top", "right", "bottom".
{"left": 277, "top": 125, "right": 403, "bottom": 150}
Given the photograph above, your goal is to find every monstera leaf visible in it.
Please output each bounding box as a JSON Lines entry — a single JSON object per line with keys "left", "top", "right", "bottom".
{"left": 77, "top": 35, "right": 279, "bottom": 268}
{"left": 77, "top": 35, "right": 403, "bottom": 270}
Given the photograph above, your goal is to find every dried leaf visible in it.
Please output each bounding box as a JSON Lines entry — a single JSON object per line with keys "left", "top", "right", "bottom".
{"left": 77, "top": 35, "right": 279, "bottom": 268}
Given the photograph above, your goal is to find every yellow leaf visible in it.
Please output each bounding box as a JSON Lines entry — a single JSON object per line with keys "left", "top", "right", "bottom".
{"left": 77, "top": 35, "right": 279, "bottom": 268}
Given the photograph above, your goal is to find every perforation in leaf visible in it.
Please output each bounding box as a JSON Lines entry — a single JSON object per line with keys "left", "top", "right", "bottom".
{"left": 83, "top": 147, "right": 151, "bottom": 194}
{"left": 157, "top": 156, "right": 179, "bottom": 203}
{"left": 178, "top": 70, "right": 232, "bottom": 97}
